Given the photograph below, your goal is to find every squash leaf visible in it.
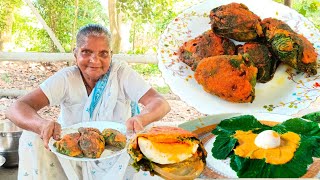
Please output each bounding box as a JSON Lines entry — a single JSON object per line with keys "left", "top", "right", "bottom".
{"left": 212, "top": 134, "right": 237, "bottom": 159}
{"left": 272, "top": 118, "right": 320, "bottom": 136}
{"left": 212, "top": 115, "right": 271, "bottom": 135}
{"left": 229, "top": 136, "right": 315, "bottom": 178}
{"left": 211, "top": 114, "right": 320, "bottom": 178}
{"left": 302, "top": 111, "right": 320, "bottom": 123}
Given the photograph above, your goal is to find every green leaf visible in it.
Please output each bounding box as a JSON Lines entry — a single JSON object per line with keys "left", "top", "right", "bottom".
{"left": 212, "top": 115, "right": 270, "bottom": 135}
{"left": 230, "top": 136, "right": 315, "bottom": 177}
{"left": 212, "top": 114, "right": 320, "bottom": 177}
{"left": 273, "top": 118, "right": 320, "bottom": 136}
{"left": 212, "top": 134, "right": 237, "bottom": 159}
{"left": 301, "top": 111, "right": 320, "bottom": 123}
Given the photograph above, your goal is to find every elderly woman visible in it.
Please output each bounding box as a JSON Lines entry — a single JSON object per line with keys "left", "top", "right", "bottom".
{"left": 6, "top": 24, "right": 170, "bottom": 179}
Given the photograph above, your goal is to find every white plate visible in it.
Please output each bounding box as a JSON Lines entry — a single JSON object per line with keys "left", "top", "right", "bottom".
{"left": 49, "top": 121, "right": 126, "bottom": 161}
{"left": 179, "top": 112, "right": 298, "bottom": 178}
{"left": 157, "top": 0, "right": 320, "bottom": 115}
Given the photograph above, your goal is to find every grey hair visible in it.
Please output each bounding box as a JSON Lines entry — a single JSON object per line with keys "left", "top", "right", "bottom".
{"left": 76, "top": 24, "right": 112, "bottom": 48}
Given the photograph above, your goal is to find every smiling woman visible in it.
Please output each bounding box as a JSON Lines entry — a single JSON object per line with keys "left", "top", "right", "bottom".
{"left": 5, "top": 24, "right": 171, "bottom": 180}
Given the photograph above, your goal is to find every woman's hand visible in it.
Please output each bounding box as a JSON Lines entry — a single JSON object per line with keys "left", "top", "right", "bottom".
{"left": 126, "top": 116, "right": 144, "bottom": 134}
{"left": 40, "top": 120, "right": 61, "bottom": 150}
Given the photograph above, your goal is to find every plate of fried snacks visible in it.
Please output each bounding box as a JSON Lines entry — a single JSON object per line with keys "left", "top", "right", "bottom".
{"left": 49, "top": 121, "right": 127, "bottom": 161}
{"left": 127, "top": 126, "right": 207, "bottom": 180}
{"left": 178, "top": 112, "right": 320, "bottom": 178}
{"left": 157, "top": 0, "right": 320, "bottom": 115}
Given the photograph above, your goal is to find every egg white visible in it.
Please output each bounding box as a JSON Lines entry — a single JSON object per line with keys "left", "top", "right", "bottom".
{"left": 254, "top": 130, "right": 281, "bottom": 149}
{"left": 138, "top": 137, "right": 199, "bottom": 164}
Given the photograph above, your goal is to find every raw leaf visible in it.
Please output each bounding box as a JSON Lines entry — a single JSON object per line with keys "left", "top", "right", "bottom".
{"left": 230, "top": 136, "right": 314, "bottom": 178}
{"left": 212, "top": 115, "right": 270, "bottom": 135}
{"left": 272, "top": 118, "right": 320, "bottom": 136}
{"left": 212, "top": 134, "right": 237, "bottom": 159}
{"left": 302, "top": 111, "right": 320, "bottom": 123}
{"left": 211, "top": 114, "right": 320, "bottom": 178}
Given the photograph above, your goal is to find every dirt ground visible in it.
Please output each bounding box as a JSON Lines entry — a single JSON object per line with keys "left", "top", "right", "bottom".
{"left": 0, "top": 61, "right": 205, "bottom": 124}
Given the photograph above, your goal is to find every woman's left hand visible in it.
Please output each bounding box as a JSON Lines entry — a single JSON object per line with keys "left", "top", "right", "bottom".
{"left": 126, "top": 116, "right": 144, "bottom": 134}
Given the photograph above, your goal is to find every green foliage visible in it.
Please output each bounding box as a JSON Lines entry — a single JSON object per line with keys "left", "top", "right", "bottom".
{"left": 0, "top": 0, "right": 22, "bottom": 31}
{"left": 293, "top": 0, "right": 320, "bottom": 30}
{"left": 302, "top": 111, "right": 320, "bottom": 123}
{"left": 153, "top": 85, "right": 171, "bottom": 94}
{"left": 272, "top": 0, "right": 320, "bottom": 30}
{"left": 1, "top": 73, "right": 11, "bottom": 83}
{"left": 11, "top": 0, "right": 108, "bottom": 52}
{"left": 117, "top": 0, "right": 184, "bottom": 51}
{"left": 131, "top": 64, "right": 161, "bottom": 77}
{"left": 33, "top": 0, "right": 108, "bottom": 52}
{"left": 211, "top": 115, "right": 320, "bottom": 178}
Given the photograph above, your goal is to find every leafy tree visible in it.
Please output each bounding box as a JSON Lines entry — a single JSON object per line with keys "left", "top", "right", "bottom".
{"left": 33, "top": 0, "right": 109, "bottom": 52}
{"left": 116, "top": 0, "right": 187, "bottom": 53}
{"left": 0, "top": 0, "right": 23, "bottom": 50}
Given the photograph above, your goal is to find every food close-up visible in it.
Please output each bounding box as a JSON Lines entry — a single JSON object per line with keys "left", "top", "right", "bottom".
{"left": 210, "top": 114, "right": 320, "bottom": 178}
{"left": 53, "top": 127, "right": 126, "bottom": 159}
{"left": 127, "top": 126, "right": 207, "bottom": 179}
{"left": 177, "top": 2, "right": 318, "bottom": 104}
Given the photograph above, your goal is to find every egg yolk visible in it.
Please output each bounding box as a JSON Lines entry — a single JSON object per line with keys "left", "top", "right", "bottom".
{"left": 233, "top": 130, "right": 300, "bottom": 165}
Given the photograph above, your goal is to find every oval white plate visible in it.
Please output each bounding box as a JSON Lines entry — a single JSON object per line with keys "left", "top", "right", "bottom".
{"left": 49, "top": 121, "right": 126, "bottom": 161}
{"left": 157, "top": 0, "right": 320, "bottom": 115}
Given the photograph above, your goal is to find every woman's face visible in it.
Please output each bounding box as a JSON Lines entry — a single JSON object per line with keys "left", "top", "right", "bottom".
{"left": 75, "top": 35, "right": 111, "bottom": 82}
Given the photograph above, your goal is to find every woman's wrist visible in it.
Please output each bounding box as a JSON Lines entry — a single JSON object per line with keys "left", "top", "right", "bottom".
{"left": 134, "top": 116, "right": 145, "bottom": 128}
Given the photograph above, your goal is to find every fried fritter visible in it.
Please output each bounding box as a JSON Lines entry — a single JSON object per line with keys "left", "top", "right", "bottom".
{"left": 209, "top": 3, "right": 263, "bottom": 42}
{"left": 102, "top": 128, "right": 126, "bottom": 149}
{"left": 261, "top": 18, "right": 317, "bottom": 75}
{"left": 78, "top": 127, "right": 105, "bottom": 158}
{"left": 53, "top": 132, "right": 83, "bottom": 157}
{"left": 194, "top": 55, "right": 257, "bottom": 103}
{"left": 237, "top": 42, "right": 279, "bottom": 83}
{"left": 178, "top": 30, "right": 236, "bottom": 70}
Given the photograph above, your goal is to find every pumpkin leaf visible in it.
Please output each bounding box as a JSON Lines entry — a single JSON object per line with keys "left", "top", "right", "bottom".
{"left": 302, "top": 111, "right": 320, "bottom": 123}
{"left": 212, "top": 115, "right": 270, "bottom": 135}
{"left": 230, "top": 136, "right": 314, "bottom": 178}
{"left": 272, "top": 118, "right": 320, "bottom": 136}
{"left": 211, "top": 114, "right": 320, "bottom": 178}
{"left": 212, "top": 134, "right": 237, "bottom": 159}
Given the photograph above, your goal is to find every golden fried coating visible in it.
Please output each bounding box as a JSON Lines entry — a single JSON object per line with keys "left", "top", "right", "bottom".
{"left": 261, "top": 18, "right": 317, "bottom": 75}
{"left": 178, "top": 30, "right": 236, "bottom": 70}
{"left": 209, "top": 3, "right": 263, "bottom": 42}
{"left": 194, "top": 55, "right": 257, "bottom": 103}
{"left": 102, "top": 128, "right": 126, "bottom": 149}
{"left": 237, "top": 42, "right": 279, "bottom": 83}
{"left": 53, "top": 132, "right": 83, "bottom": 157}
{"left": 78, "top": 128, "right": 105, "bottom": 158}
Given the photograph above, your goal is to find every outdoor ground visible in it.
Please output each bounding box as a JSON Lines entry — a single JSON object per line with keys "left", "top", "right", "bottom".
{"left": 0, "top": 61, "right": 205, "bottom": 179}
{"left": 0, "top": 61, "right": 205, "bottom": 123}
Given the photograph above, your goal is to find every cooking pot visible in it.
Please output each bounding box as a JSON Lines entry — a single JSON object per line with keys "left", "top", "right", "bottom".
{"left": 0, "top": 120, "right": 22, "bottom": 168}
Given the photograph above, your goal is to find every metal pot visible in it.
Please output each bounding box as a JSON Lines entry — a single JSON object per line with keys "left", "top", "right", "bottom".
{"left": 0, "top": 120, "right": 22, "bottom": 168}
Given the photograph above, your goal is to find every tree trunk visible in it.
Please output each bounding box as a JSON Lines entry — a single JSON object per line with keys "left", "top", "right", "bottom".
{"left": 71, "top": 0, "right": 79, "bottom": 51}
{"left": 68, "top": 0, "right": 79, "bottom": 66}
{"left": 108, "top": 0, "right": 122, "bottom": 53}
{"left": 0, "top": 12, "right": 14, "bottom": 51}
{"left": 284, "top": 0, "right": 292, "bottom": 7}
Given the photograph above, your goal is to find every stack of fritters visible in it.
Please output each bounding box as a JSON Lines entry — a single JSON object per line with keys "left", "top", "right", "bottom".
{"left": 178, "top": 2, "right": 318, "bottom": 103}
{"left": 54, "top": 127, "right": 126, "bottom": 158}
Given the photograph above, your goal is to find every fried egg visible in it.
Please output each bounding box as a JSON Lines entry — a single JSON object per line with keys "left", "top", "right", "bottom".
{"left": 254, "top": 130, "right": 280, "bottom": 149}
{"left": 138, "top": 137, "right": 199, "bottom": 164}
